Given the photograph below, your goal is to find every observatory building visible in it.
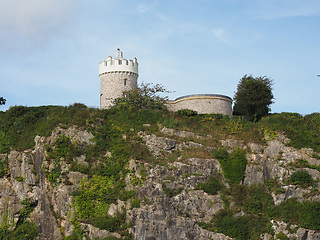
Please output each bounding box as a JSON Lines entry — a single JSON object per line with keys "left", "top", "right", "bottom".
{"left": 99, "top": 49, "right": 232, "bottom": 117}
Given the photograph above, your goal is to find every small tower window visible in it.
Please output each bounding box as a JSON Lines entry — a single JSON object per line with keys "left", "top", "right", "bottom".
{"left": 119, "top": 60, "right": 122, "bottom": 65}
{"left": 124, "top": 79, "right": 127, "bottom": 86}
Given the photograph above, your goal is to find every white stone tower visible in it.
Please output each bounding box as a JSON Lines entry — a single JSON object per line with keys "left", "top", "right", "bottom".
{"left": 99, "top": 49, "right": 139, "bottom": 109}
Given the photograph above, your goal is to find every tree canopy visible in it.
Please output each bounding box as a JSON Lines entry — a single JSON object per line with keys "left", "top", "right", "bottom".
{"left": 112, "top": 82, "right": 170, "bottom": 110}
{"left": 233, "top": 75, "right": 274, "bottom": 122}
{"left": 0, "top": 97, "right": 5, "bottom": 105}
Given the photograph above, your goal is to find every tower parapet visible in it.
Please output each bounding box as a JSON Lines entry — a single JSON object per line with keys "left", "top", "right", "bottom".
{"left": 99, "top": 49, "right": 138, "bottom": 77}
{"left": 99, "top": 49, "right": 139, "bottom": 109}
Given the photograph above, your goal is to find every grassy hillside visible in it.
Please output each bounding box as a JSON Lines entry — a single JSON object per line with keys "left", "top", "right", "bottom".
{"left": 0, "top": 104, "right": 319, "bottom": 154}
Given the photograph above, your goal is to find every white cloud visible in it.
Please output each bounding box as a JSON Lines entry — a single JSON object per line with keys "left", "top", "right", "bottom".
{"left": 0, "top": 0, "right": 80, "bottom": 51}
{"left": 212, "top": 28, "right": 225, "bottom": 39}
{"left": 211, "top": 28, "right": 232, "bottom": 44}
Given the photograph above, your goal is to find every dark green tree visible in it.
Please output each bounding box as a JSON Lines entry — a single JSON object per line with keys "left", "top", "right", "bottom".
{"left": 233, "top": 75, "right": 274, "bottom": 122}
{"left": 0, "top": 97, "right": 5, "bottom": 105}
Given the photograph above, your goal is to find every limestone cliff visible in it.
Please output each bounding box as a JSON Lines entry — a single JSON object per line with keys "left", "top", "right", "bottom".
{"left": 0, "top": 124, "right": 320, "bottom": 240}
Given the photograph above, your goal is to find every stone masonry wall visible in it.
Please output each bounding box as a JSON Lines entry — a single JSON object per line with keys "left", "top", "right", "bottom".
{"left": 100, "top": 72, "right": 138, "bottom": 109}
{"left": 166, "top": 95, "right": 233, "bottom": 117}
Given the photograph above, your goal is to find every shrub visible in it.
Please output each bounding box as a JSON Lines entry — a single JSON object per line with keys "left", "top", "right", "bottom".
{"left": 276, "top": 232, "right": 289, "bottom": 240}
{"left": 300, "top": 201, "right": 320, "bottom": 230}
{"left": 195, "top": 175, "right": 222, "bottom": 195}
{"left": 177, "top": 109, "right": 198, "bottom": 117}
{"left": 213, "top": 148, "right": 247, "bottom": 184}
{"left": 212, "top": 209, "right": 268, "bottom": 240}
{"left": 288, "top": 170, "right": 314, "bottom": 188}
{"left": 8, "top": 221, "right": 38, "bottom": 240}
{"left": 93, "top": 208, "right": 127, "bottom": 232}
{"left": 265, "top": 177, "right": 285, "bottom": 194}
{"left": 272, "top": 198, "right": 320, "bottom": 230}
{"left": 290, "top": 159, "right": 310, "bottom": 169}
{"left": 162, "top": 184, "right": 183, "bottom": 197}
{"left": 213, "top": 148, "right": 229, "bottom": 160}
{"left": 0, "top": 157, "right": 8, "bottom": 178}
{"left": 130, "top": 199, "right": 141, "bottom": 209}
{"left": 197, "top": 221, "right": 215, "bottom": 231}
{"left": 19, "top": 199, "right": 35, "bottom": 223}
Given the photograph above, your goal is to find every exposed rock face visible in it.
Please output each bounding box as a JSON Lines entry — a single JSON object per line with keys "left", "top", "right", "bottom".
{"left": 126, "top": 158, "right": 225, "bottom": 239}
{"left": 1, "top": 126, "right": 320, "bottom": 239}
{"left": 0, "top": 126, "right": 94, "bottom": 240}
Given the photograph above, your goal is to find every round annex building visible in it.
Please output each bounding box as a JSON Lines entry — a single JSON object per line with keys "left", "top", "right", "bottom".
{"left": 166, "top": 94, "right": 233, "bottom": 117}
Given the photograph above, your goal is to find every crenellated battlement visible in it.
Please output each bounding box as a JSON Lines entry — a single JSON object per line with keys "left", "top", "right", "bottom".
{"left": 99, "top": 49, "right": 138, "bottom": 76}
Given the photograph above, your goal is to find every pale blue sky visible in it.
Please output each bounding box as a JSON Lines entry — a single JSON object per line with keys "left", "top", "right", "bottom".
{"left": 1, "top": 0, "right": 319, "bottom": 114}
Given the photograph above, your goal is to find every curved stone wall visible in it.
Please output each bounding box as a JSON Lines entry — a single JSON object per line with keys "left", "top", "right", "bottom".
{"left": 166, "top": 94, "right": 233, "bottom": 117}
{"left": 100, "top": 72, "right": 138, "bottom": 109}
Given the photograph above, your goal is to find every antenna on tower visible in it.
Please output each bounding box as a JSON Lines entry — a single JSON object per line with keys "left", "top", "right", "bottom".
{"left": 115, "top": 48, "right": 123, "bottom": 59}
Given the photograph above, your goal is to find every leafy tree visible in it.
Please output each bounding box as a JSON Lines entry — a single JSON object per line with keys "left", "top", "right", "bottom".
{"left": 233, "top": 75, "right": 274, "bottom": 122}
{"left": 0, "top": 97, "right": 5, "bottom": 105}
{"left": 113, "top": 82, "right": 170, "bottom": 110}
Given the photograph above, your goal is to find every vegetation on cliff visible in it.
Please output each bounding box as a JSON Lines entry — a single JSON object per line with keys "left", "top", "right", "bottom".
{"left": 0, "top": 100, "right": 319, "bottom": 239}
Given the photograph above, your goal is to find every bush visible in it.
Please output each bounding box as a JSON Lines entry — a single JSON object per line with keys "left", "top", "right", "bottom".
{"left": 0, "top": 157, "right": 8, "bottom": 178}
{"left": 288, "top": 170, "right": 314, "bottom": 188}
{"left": 195, "top": 176, "right": 222, "bottom": 195}
{"left": 130, "top": 198, "right": 141, "bottom": 209}
{"left": 213, "top": 148, "right": 229, "bottom": 160}
{"left": 213, "top": 148, "right": 247, "bottom": 184}
{"left": 276, "top": 232, "right": 289, "bottom": 240}
{"left": 177, "top": 109, "right": 198, "bottom": 117}
{"left": 272, "top": 198, "right": 320, "bottom": 230}
{"left": 162, "top": 184, "right": 183, "bottom": 197}
{"left": 93, "top": 208, "right": 127, "bottom": 232}
{"left": 212, "top": 209, "right": 268, "bottom": 240}
{"left": 8, "top": 221, "right": 38, "bottom": 240}
{"left": 300, "top": 201, "right": 320, "bottom": 230}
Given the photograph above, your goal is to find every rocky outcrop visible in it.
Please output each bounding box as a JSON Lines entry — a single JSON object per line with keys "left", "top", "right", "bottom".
{"left": 0, "top": 126, "right": 94, "bottom": 240}
{"left": 128, "top": 159, "right": 226, "bottom": 239}
{"left": 1, "top": 126, "right": 320, "bottom": 239}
